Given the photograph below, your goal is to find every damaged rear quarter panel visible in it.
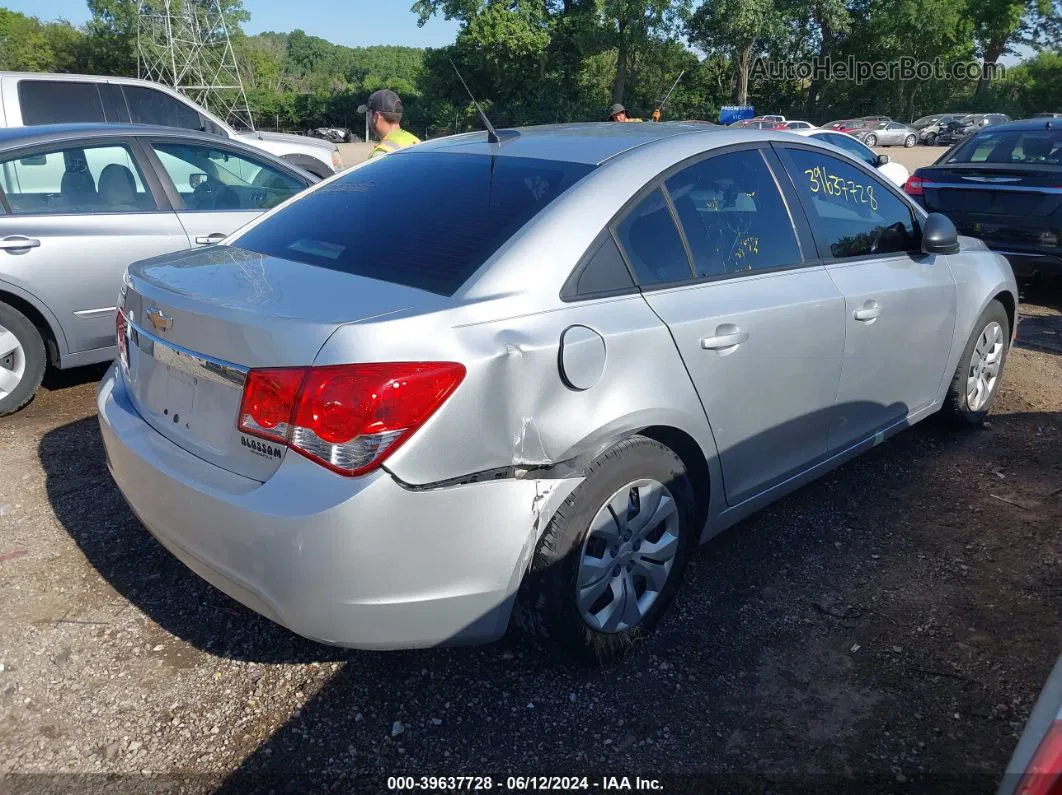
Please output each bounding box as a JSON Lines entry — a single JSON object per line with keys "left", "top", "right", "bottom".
{"left": 314, "top": 293, "right": 718, "bottom": 495}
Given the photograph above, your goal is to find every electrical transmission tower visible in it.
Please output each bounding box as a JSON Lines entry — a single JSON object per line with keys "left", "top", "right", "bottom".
{"left": 137, "top": 0, "right": 255, "bottom": 130}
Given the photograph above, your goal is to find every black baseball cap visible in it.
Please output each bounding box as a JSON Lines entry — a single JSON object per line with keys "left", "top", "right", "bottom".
{"left": 358, "top": 89, "right": 404, "bottom": 115}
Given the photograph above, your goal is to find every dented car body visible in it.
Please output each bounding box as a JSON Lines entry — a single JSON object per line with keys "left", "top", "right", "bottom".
{"left": 98, "top": 123, "right": 1017, "bottom": 654}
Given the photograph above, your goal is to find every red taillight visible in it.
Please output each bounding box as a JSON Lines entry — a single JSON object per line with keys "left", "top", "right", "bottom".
{"left": 1016, "top": 720, "right": 1062, "bottom": 795}
{"left": 237, "top": 362, "right": 465, "bottom": 476}
{"left": 238, "top": 368, "right": 305, "bottom": 443}
{"left": 904, "top": 175, "right": 925, "bottom": 196}
{"left": 116, "top": 309, "right": 128, "bottom": 369}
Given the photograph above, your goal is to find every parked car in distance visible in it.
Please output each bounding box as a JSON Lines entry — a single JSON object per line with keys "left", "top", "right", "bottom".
{"left": 736, "top": 118, "right": 786, "bottom": 130}
{"left": 789, "top": 127, "right": 910, "bottom": 186}
{"left": 99, "top": 122, "right": 1017, "bottom": 662}
{"left": 760, "top": 114, "right": 786, "bottom": 123}
{"left": 0, "top": 72, "right": 343, "bottom": 178}
{"left": 1032, "top": 112, "right": 1062, "bottom": 119}
{"left": 0, "top": 123, "right": 316, "bottom": 415}
{"left": 905, "top": 119, "right": 1062, "bottom": 280}
{"left": 822, "top": 118, "right": 866, "bottom": 132}
{"left": 310, "top": 127, "right": 356, "bottom": 144}
{"left": 918, "top": 113, "right": 973, "bottom": 145}
{"left": 936, "top": 113, "right": 1012, "bottom": 146}
{"left": 853, "top": 120, "right": 919, "bottom": 147}
{"left": 997, "top": 654, "right": 1062, "bottom": 795}
{"left": 781, "top": 120, "right": 815, "bottom": 130}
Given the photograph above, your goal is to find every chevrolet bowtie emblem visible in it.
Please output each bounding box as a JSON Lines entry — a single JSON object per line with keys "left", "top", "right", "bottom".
{"left": 145, "top": 306, "right": 173, "bottom": 333}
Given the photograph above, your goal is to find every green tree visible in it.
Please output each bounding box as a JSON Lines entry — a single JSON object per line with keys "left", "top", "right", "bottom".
{"left": 688, "top": 0, "right": 784, "bottom": 105}
{"left": 971, "top": 0, "right": 1061, "bottom": 97}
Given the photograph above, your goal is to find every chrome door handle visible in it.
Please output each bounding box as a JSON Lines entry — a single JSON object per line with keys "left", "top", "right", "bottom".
{"left": 195, "top": 233, "right": 226, "bottom": 245}
{"left": 853, "top": 301, "right": 882, "bottom": 322}
{"left": 0, "top": 236, "right": 41, "bottom": 251}
{"left": 701, "top": 328, "right": 749, "bottom": 350}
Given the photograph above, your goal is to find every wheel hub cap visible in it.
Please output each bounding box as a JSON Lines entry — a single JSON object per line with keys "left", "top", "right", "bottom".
{"left": 575, "top": 478, "right": 681, "bottom": 634}
{"left": 0, "top": 322, "right": 26, "bottom": 400}
{"left": 966, "top": 320, "right": 1004, "bottom": 412}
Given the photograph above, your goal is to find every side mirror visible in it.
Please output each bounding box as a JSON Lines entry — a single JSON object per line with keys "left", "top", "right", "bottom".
{"left": 876, "top": 154, "right": 890, "bottom": 166}
{"left": 922, "top": 212, "right": 960, "bottom": 256}
{"left": 189, "top": 172, "right": 208, "bottom": 189}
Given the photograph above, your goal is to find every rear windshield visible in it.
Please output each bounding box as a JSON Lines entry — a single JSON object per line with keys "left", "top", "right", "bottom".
{"left": 947, "top": 128, "right": 1062, "bottom": 164}
{"left": 235, "top": 152, "right": 595, "bottom": 296}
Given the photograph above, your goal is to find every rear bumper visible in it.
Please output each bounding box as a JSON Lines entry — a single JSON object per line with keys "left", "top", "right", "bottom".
{"left": 923, "top": 211, "right": 1062, "bottom": 277}
{"left": 97, "top": 364, "right": 578, "bottom": 649}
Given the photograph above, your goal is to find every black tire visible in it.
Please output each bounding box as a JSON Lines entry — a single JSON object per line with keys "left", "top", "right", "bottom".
{"left": 925, "top": 132, "right": 937, "bottom": 146}
{"left": 864, "top": 134, "right": 877, "bottom": 147}
{"left": 943, "top": 299, "right": 1010, "bottom": 426}
{"left": 904, "top": 134, "right": 916, "bottom": 147}
{"left": 513, "top": 436, "right": 696, "bottom": 663}
{"left": 0, "top": 301, "right": 46, "bottom": 417}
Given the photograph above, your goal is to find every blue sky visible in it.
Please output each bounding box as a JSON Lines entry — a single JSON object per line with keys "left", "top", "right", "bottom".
{"left": 1, "top": 0, "right": 462, "bottom": 48}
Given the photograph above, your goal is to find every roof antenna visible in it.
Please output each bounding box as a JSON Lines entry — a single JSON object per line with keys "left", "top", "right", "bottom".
{"left": 448, "top": 57, "right": 502, "bottom": 144}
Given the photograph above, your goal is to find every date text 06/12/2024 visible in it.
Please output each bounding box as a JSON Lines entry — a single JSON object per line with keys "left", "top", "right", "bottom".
{"left": 386, "top": 776, "right": 665, "bottom": 791}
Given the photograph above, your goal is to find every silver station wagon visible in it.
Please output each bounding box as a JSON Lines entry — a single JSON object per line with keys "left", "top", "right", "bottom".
{"left": 98, "top": 123, "right": 1017, "bottom": 661}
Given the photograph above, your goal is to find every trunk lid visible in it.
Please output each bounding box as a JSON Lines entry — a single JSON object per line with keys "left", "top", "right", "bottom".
{"left": 922, "top": 164, "right": 1062, "bottom": 215}
{"left": 120, "top": 245, "right": 436, "bottom": 480}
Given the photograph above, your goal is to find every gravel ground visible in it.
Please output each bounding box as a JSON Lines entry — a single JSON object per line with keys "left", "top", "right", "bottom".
{"left": 0, "top": 292, "right": 1060, "bottom": 795}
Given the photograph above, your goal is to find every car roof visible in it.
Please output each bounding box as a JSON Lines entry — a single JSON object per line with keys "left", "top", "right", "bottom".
{"left": 969, "top": 118, "right": 1057, "bottom": 132}
{"left": 403, "top": 122, "right": 726, "bottom": 165}
{"left": 0, "top": 122, "right": 244, "bottom": 151}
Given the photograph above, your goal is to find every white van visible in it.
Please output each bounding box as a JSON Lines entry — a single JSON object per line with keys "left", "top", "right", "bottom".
{"left": 0, "top": 72, "right": 343, "bottom": 177}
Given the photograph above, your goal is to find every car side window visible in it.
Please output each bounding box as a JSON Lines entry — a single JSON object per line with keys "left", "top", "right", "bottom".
{"left": 151, "top": 142, "right": 305, "bottom": 211}
{"left": 786, "top": 148, "right": 920, "bottom": 259}
{"left": 665, "top": 149, "right": 801, "bottom": 278}
{"left": 615, "top": 188, "right": 693, "bottom": 286}
{"left": 123, "top": 86, "right": 203, "bottom": 130}
{"left": 0, "top": 144, "right": 156, "bottom": 215}
{"left": 820, "top": 133, "right": 876, "bottom": 167}
{"left": 18, "top": 80, "right": 106, "bottom": 125}
{"left": 572, "top": 234, "right": 635, "bottom": 296}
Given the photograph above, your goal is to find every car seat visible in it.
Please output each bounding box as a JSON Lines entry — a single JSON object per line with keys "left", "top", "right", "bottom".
{"left": 97, "top": 164, "right": 140, "bottom": 211}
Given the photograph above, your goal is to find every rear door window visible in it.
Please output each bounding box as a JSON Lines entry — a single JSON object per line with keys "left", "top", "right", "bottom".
{"left": 123, "top": 86, "right": 203, "bottom": 130}
{"left": 665, "top": 149, "right": 802, "bottom": 278}
{"left": 18, "top": 80, "right": 106, "bottom": 125}
{"left": 235, "top": 152, "right": 595, "bottom": 296}
{"left": 0, "top": 144, "right": 156, "bottom": 215}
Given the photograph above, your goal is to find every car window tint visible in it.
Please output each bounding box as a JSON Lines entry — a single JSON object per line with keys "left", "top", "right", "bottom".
{"left": 787, "top": 148, "right": 919, "bottom": 259}
{"left": 236, "top": 152, "right": 595, "bottom": 296}
{"left": 18, "top": 80, "right": 106, "bottom": 125}
{"left": 615, "top": 188, "right": 692, "bottom": 285}
{"left": 665, "top": 149, "right": 801, "bottom": 278}
{"left": 124, "top": 86, "right": 203, "bottom": 130}
{"left": 821, "top": 133, "right": 876, "bottom": 166}
{"left": 574, "top": 234, "right": 634, "bottom": 295}
{"left": 0, "top": 144, "right": 156, "bottom": 215}
{"left": 151, "top": 142, "right": 305, "bottom": 211}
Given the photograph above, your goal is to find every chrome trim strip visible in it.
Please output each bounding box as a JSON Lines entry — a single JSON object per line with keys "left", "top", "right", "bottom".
{"left": 74, "top": 306, "right": 117, "bottom": 318}
{"left": 129, "top": 322, "right": 247, "bottom": 388}
{"left": 923, "top": 181, "right": 1062, "bottom": 195}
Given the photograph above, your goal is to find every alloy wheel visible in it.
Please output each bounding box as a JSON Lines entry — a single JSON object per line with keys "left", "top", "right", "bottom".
{"left": 966, "top": 321, "right": 1004, "bottom": 412}
{"left": 575, "top": 478, "right": 681, "bottom": 634}
{"left": 865, "top": 134, "right": 877, "bottom": 147}
{"left": 0, "top": 323, "right": 26, "bottom": 400}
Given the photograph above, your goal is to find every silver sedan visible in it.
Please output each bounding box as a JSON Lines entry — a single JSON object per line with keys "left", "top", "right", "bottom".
{"left": 854, "top": 120, "right": 919, "bottom": 147}
{"left": 98, "top": 124, "right": 1017, "bottom": 661}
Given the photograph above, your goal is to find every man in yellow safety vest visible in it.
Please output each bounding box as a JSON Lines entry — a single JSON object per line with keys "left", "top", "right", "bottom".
{"left": 359, "top": 89, "right": 421, "bottom": 159}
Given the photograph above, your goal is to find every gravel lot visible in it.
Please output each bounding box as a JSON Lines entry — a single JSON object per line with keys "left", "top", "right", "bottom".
{"left": 1, "top": 296, "right": 1060, "bottom": 790}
